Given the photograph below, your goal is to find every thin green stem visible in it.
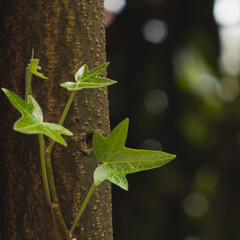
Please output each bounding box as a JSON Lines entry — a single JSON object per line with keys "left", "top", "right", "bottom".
{"left": 45, "top": 152, "right": 58, "bottom": 203}
{"left": 25, "top": 50, "right": 34, "bottom": 101}
{"left": 31, "top": 48, "right": 35, "bottom": 59}
{"left": 39, "top": 134, "right": 52, "bottom": 207}
{"left": 69, "top": 183, "right": 96, "bottom": 238}
{"left": 43, "top": 90, "right": 77, "bottom": 238}
{"left": 25, "top": 50, "right": 70, "bottom": 237}
{"left": 46, "top": 90, "right": 77, "bottom": 153}
{"left": 59, "top": 90, "right": 77, "bottom": 125}
{"left": 25, "top": 67, "right": 32, "bottom": 101}
{"left": 45, "top": 150, "right": 69, "bottom": 237}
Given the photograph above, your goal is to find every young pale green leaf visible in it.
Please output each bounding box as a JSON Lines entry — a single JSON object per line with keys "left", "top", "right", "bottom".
{"left": 29, "top": 59, "right": 48, "bottom": 79}
{"left": 93, "top": 118, "right": 176, "bottom": 190}
{"left": 74, "top": 64, "right": 88, "bottom": 82}
{"left": 2, "top": 88, "right": 73, "bottom": 146}
{"left": 60, "top": 62, "right": 116, "bottom": 91}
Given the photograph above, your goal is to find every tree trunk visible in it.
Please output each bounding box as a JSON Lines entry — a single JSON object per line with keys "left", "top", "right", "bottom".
{"left": 0, "top": 1, "right": 113, "bottom": 239}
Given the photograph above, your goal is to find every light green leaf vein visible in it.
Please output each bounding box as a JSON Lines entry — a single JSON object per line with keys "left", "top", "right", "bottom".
{"left": 60, "top": 62, "right": 116, "bottom": 91}
{"left": 93, "top": 118, "right": 176, "bottom": 190}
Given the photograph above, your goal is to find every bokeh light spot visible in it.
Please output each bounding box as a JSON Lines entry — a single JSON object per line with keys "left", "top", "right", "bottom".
{"left": 142, "top": 19, "right": 168, "bottom": 44}
{"left": 104, "top": 0, "right": 126, "bottom": 14}
{"left": 143, "top": 89, "right": 168, "bottom": 115}
{"left": 213, "top": 0, "right": 240, "bottom": 26}
{"left": 184, "top": 236, "right": 201, "bottom": 240}
{"left": 183, "top": 192, "right": 209, "bottom": 218}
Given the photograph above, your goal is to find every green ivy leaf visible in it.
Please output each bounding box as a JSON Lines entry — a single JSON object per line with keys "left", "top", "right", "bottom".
{"left": 2, "top": 88, "right": 73, "bottom": 146}
{"left": 60, "top": 62, "right": 117, "bottom": 91}
{"left": 93, "top": 118, "right": 176, "bottom": 190}
{"left": 29, "top": 59, "right": 48, "bottom": 79}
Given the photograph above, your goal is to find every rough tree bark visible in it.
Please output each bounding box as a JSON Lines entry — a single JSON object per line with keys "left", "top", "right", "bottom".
{"left": 0, "top": 1, "right": 113, "bottom": 239}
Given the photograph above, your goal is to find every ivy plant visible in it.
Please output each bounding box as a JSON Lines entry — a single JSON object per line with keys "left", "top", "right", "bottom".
{"left": 93, "top": 118, "right": 174, "bottom": 190}
{"left": 2, "top": 51, "right": 176, "bottom": 240}
{"left": 1, "top": 89, "right": 73, "bottom": 146}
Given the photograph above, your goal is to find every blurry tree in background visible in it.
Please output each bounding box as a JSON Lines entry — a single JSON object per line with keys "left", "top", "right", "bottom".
{"left": 106, "top": 0, "right": 240, "bottom": 239}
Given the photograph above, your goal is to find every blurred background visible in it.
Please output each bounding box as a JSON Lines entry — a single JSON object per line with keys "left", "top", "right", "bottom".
{"left": 104, "top": 0, "right": 240, "bottom": 240}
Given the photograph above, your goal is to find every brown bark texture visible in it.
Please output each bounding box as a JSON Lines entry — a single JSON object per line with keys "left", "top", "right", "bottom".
{"left": 0, "top": 1, "right": 113, "bottom": 239}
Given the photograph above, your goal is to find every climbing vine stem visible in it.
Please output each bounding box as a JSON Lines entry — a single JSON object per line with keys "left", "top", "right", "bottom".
{"left": 1, "top": 56, "right": 176, "bottom": 240}
{"left": 46, "top": 90, "right": 77, "bottom": 153}
{"left": 44, "top": 90, "right": 78, "bottom": 237}
{"left": 39, "top": 133, "right": 51, "bottom": 207}
{"left": 69, "top": 183, "right": 96, "bottom": 239}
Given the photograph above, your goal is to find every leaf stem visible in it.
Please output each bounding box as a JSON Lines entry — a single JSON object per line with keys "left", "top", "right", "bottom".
{"left": 46, "top": 90, "right": 77, "bottom": 153}
{"left": 25, "top": 67, "right": 32, "bottom": 101}
{"left": 59, "top": 90, "right": 77, "bottom": 126}
{"left": 25, "top": 49, "right": 34, "bottom": 101}
{"left": 69, "top": 183, "right": 96, "bottom": 238}
{"left": 39, "top": 134, "right": 52, "bottom": 207}
{"left": 45, "top": 150, "right": 69, "bottom": 238}
{"left": 25, "top": 50, "right": 71, "bottom": 238}
{"left": 31, "top": 48, "right": 34, "bottom": 59}
{"left": 43, "top": 90, "right": 77, "bottom": 237}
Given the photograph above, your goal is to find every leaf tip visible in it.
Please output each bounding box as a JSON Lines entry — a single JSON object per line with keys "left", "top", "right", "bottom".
{"left": 60, "top": 82, "right": 73, "bottom": 91}
{"left": 1, "top": 88, "right": 11, "bottom": 98}
{"left": 92, "top": 129, "right": 106, "bottom": 147}
{"left": 58, "top": 137, "right": 69, "bottom": 147}
{"left": 1, "top": 87, "right": 7, "bottom": 93}
{"left": 164, "top": 153, "right": 176, "bottom": 165}
{"left": 110, "top": 79, "right": 117, "bottom": 85}
{"left": 59, "top": 141, "right": 68, "bottom": 147}
{"left": 67, "top": 130, "right": 74, "bottom": 136}
{"left": 122, "top": 118, "right": 129, "bottom": 126}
